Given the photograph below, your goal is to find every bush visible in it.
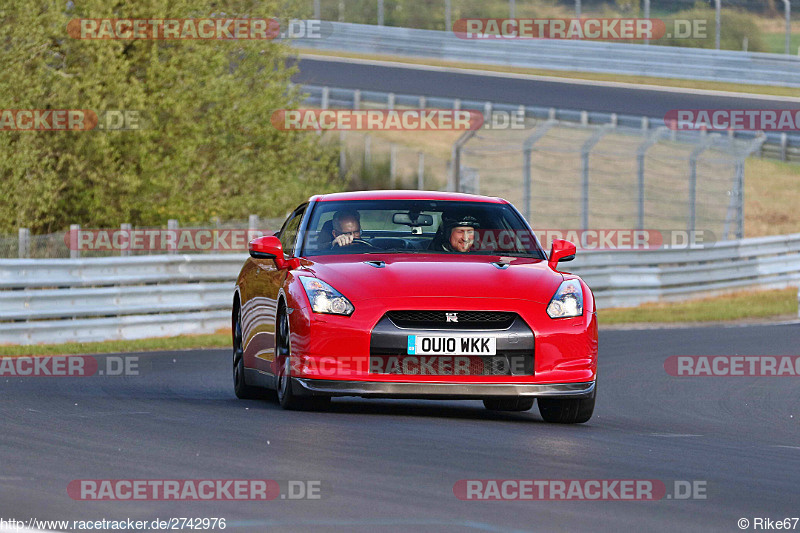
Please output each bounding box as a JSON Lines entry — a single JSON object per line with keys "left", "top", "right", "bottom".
{"left": 656, "top": 7, "right": 766, "bottom": 52}
{"left": 0, "top": 0, "right": 339, "bottom": 233}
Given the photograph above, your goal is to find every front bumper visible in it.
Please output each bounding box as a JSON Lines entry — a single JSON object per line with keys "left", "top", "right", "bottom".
{"left": 294, "top": 378, "right": 596, "bottom": 400}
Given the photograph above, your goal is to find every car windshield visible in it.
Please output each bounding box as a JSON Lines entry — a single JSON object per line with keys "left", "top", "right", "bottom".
{"left": 300, "top": 199, "right": 546, "bottom": 258}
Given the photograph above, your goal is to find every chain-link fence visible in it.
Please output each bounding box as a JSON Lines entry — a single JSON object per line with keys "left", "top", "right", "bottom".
{"left": 1, "top": 217, "right": 287, "bottom": 259}
{"left": 453, "top": 118, "right": 765, "bottom": 241}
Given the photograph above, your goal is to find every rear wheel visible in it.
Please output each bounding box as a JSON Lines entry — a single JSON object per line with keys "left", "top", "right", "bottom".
{"left": 233, "top": 305, "right": 263, "bottom": 400}
{"left": 483, "top": 397, "right": 535, "bottom": 412}
{"left": 275, "top": 307, "right": 330, "bottom": 411}
{"left": 537, "top": 385, "right": 596, "bottom": 424}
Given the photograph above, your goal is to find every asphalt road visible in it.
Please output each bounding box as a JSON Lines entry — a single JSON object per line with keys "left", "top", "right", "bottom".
{"left": 2, "top": 323, "right": 799, "bottom": 532}
{"left": 291, "top": 57, "right": 800, "bottom": 117}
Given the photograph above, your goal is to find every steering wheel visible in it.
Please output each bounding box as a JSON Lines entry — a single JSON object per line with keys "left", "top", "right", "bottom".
{"left": 332, "top": 237, "right": 378, "bottom": 249}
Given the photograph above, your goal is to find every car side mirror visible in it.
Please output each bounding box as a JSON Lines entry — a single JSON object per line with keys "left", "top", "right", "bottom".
{"left": 249, "top": 235, "right": 284, "bottom": 265}
{"left": 548, "top": 239, "right": 577, "bottom": 270}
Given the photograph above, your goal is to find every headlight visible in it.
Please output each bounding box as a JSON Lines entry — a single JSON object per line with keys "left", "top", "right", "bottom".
{"left": 547, "top": 279, "right": 583, "bottom": 319}
{"left": 299, "top": 277, "right": 355, "bottom": 316}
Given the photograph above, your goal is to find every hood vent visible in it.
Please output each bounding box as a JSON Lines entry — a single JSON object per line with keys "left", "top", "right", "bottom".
{"left": 364, "top": 260, "right": 386, "bottom": 268}
{"left": 491, "top": 261, "right": 510, "bottom": 270}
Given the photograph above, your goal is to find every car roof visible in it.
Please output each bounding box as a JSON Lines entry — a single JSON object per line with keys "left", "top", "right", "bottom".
{"left": 309, "top": 190, "right": 507, "bottom": 203}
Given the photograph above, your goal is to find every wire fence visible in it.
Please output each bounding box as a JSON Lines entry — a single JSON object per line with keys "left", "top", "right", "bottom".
{"left": 2, "top": 217, "right": 287, "bottom": 259}
{"left": 455, "top": 118, "right": 764, "bottom": 240}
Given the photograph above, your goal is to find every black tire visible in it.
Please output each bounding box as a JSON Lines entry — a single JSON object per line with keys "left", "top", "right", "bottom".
{"left": 233, "top": 305, "right": 263, "bottom": 400}
{"left": 483, "top": 397, "right": 535, "bottom": 412}
{"left": 537, "top": 385, "right": 596, "bottom": 424}
{"left": 275, "top": 307, "right": 331, "bottom": 411}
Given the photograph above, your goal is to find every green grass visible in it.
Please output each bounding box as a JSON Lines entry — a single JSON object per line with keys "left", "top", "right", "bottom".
{"left": 762, "top": 32, "right": 800, "bottom": 54}
{"left": 599, "top": 288, "right": 798, "bottom": 325}
{"left": 0, "top": 333, "right": 230, "bottom": 357}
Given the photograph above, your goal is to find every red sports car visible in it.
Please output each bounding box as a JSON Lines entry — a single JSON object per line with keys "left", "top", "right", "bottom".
{"left": 233, "top": 191, "right": 597, "bottom": 423}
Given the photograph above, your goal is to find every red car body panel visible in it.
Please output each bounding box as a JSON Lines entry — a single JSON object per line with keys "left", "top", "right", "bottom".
{"left": 234, "top": 191, "right": 597, "bottom": 397}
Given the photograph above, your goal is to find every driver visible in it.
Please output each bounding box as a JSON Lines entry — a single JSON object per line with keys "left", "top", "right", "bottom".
{"left": 439, "top": 215, "right": 480, "bottom": 253}
{"left": 331, "top": 209, "right": 362, "bottom": 247}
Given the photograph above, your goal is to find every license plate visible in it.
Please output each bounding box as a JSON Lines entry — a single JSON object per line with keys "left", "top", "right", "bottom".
{"left": 407, "top": 335, "right": 496, "bottom": 356}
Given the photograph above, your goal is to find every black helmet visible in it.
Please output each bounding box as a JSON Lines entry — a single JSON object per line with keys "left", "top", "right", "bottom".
{"left": 442, "top": 214, "right": 480, "bottom": 235}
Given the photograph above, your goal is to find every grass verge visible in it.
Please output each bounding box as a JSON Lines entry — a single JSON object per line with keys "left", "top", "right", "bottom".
{"left": 0, "top": 332, "right": 230, "bottom": 357}
{"left": 599, "top": 288, "right": 798, "bottom": 325}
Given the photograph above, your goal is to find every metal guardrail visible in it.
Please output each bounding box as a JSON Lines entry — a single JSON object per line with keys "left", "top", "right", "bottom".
{"left": 1, "top": 237, "right": 799, "bottom": 345}
{"left": 0, "top": 255, "right": 245, "bottom": 345}
{"left": 571, "top": 233, "right": 800, "bottom": 308}
{"left": 289, "top": 22, "right": 800, "bottom": 88}
{"left": 300, "top": 84, "right": 800, "bottom": 163}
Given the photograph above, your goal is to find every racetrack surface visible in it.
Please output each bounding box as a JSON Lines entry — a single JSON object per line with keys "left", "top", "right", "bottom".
{"left": 292, "top": 57, "right": 800, "bottom": 117}
{"left": 1, "top": 324, "right": 799, "bottom": 532}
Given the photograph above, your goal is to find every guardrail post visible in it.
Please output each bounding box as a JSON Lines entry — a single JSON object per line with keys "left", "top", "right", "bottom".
{"left": 338, "top": 0, "right": 344, "bottom": 22}
{"left": 484, "top": 101, "right": 492, "bottom": 125}
{"left": 643, "top": 0, "right": 650, "bottom": 45}
{"left": 390, "top": 144, "right": 397, "bottom": 187}
{"left": 548, "top": 108, "right": 556, "bottom": 120}
{"left": 450, "top": 129, "right": 477, "bottom": 192}
{"left": 714, "top": 0, "right": 721, "bottom": 50}
{"left": 321, "top": 86, "right": 329, "bottom": 110}
{"left": 18, "top": 228, "right": 30, "bottom": 259}
{"left": 453, "top": 99, "right": 461, "bottom": 112}
{"left": 353, "top": 89, "right": 361, "bottom": 110}
{"left": 378, "top": 0, "right": 384, "bottom": 26}
{"left": 364, "top": 134, "right": 371, "bottom": 170}
{"left": 419, "top": 96, "right": 426, "bottom": 110}
{"left": 797, "top": 286, "right": 799, "bottom": 318}
{"left": 780, "top": 133, "right": 788, "bottom": 161}
{"left": 641, "top": 116, "right": 649, "bottom": 131}
{"left": 248, "top": 214, "right": 259, "bottom": 233}
{"left": 509, "top": 0, "right": 515, "bottom": 19}
{"left": 522, "top": 119, "right": 557, "bottom": 222}
{"left": 388, "top": 92, "right": 395, "bottom": 110}
{"left": 783, "top": 0, "right": 791, "bottom": 55}
{"left": 575, "top": 0, "right": 581, "bottom": 18}
{"left": 417, "top": 151, "right": 425, "bottom": 190}
{"left": 610, "top": 113, "right": 618, "bottom": 127}
{"left": 445, "top": 0, "right": 451, "bottom": 31}
{"left": 167, "top": 219, "right": 178, "bottom": 255}
{"left": 70, "top": 224, "right": 81, "bottom": 259}
{"left": 313, "top": 0, "right": 320, "bottom": 20}
{"left": 636, "top": 127, "right": 668, "bottom": 230}
{"left": 580, "top": 125, "right": 613, "bottom": 230}
{"left": 120, "top": 223, "right": 132, "bottom": 256}
{"left": 580, "top": 110, "right": 588, "bottom": 126}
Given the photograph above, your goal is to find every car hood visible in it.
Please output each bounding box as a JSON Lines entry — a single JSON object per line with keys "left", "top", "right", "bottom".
{"left": 300, "top": 253, "right": 563, "bottom": 304}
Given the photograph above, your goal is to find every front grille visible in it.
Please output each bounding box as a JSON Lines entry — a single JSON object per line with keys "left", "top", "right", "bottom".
{"left": 386, "top": 310, "right": 516, "bottom": 330}
{"left": 370, "top": 354, "right": 513, "bottom": 376}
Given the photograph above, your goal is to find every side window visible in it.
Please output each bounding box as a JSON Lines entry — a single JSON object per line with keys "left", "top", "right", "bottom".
{"left": 278, "top": 213, "right": 303, "bottom": 255}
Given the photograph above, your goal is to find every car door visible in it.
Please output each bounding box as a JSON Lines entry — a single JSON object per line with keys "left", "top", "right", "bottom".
{"left": 242, "top": 204, "right": 307, "bottom": 375}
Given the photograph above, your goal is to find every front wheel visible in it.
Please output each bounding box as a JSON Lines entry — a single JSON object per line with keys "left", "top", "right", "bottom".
{"left": 537, "top": 385, "right": 596, "bottom": 424}
{"left": 275, "top": 308, "right": 330, "bottom": 411}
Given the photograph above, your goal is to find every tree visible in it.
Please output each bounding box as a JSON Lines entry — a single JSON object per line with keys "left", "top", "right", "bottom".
{"left": 0, "top": 0, "right": 337, "bottom": 233}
